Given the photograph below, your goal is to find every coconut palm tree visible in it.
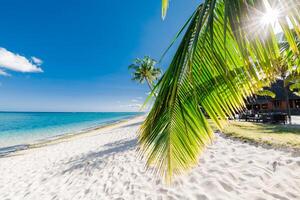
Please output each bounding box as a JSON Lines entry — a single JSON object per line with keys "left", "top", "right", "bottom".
{"left": 138, "top": 0, "right": 300, "bottom": 182}
{"left": 255, "top": 33, "right": 300, "bottom": 124}
{"left": 128, "top": 56, "right": 162, "bottom": 93}
{"left": 276, "top": 33, "right": 300, "bottom": 123}
{"left": 288, "top": 73, "right": 300, "bottom": 96}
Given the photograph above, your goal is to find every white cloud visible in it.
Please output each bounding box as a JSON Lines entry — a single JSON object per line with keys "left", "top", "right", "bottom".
{"left": 0, "top": 48, "right": 43, "bottom": 73}
{"left": 131, "top": 99, "right": 139, "bottom": 103}
{"left": 119, "top": 103, "right": 142, "bottom": 109}
{"left": 128, "top": 103, "right": 142, "bottom": 108}
{"left": 0, "top": 69, "right": 10, "bottom": 76}
{"left": 31, "top": 56, "right": 43, "bottom": 65}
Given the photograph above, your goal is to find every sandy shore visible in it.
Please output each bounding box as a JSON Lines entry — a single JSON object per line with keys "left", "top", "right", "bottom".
{"left": 0, "top": 116, "right": 300, "bottom": 200}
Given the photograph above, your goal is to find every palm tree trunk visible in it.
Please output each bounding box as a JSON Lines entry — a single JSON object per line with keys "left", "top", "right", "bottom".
{"left": 146, "top": 79, "right": 157, "bottom": 98}
{"left": 283, "top": 79, "right": 292, "bottom": 124}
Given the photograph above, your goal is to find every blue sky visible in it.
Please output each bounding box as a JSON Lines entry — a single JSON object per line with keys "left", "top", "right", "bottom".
{"left": 0, "top": 0, "right": 200, "bottom": 112}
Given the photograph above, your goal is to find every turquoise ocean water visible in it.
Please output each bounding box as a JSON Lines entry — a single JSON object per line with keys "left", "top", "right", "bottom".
{"left": 0, "top": 112, "right": 139, "bottom": 150}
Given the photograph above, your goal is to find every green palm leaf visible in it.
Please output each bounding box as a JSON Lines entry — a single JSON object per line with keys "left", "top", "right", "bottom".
{"left": 290, "top": 83, "right": 300, "bottom": 91}
{"left": 162, "top": 0, "right": 169, "bottom": 19}
{"left": 294, "top": 91, "right": 300, "bottom": 96}
{"left": 256, "top": 90, "right": 276, "bottom": 98}
{"left": 141, "top": 0, "right": 300, "bottom": 182}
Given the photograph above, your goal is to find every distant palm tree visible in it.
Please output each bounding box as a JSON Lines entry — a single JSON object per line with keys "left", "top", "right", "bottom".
{"left": 277, "top": 62, "right": 299, "bottom": 124}
{"left": 128, "top": 56, "right": 161, "bottom": 93}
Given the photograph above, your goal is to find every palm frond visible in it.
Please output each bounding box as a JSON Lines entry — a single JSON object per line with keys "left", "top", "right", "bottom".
{"left": 256, "top": 90, "right": 276, "bottom": 98}
{"left": 140, "top": 0, "right": 300, "bottom": 182}
{"left": 294, "top": 91, "right": 300, "bottom": 96}
{"left": 162, "top": 0, "right": 169, "bottom": 19}
{"left": 290, "top": 82, "right": 300, "bottom": 91}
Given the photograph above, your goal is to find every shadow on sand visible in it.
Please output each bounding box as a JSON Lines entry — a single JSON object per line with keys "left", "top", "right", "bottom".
{"left": 119, "top": 122, "right": 143, "bottom": 129}
{"left": 61, "top": 139, "right": 137, "bottom": 175}
{"left": 253, "top": 123, "right": 300, "bottom": 135}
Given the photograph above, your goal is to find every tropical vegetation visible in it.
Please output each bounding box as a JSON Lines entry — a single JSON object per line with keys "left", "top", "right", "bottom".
{"left": 256, "top": 42, "right": 300, "bottom": 124}
{"left": 138, "top": 0, "right": 300, "bottom": 182}
{"left": 217, "top": 120, "right": 300, "bottom": 150}
{"left": 128, "top": 56, "right": 162, "bottom": 92}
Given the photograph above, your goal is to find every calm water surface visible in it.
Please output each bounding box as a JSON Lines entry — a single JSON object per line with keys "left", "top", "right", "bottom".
{"left": 0, "top": 112, "right": 139, "bottom": 148}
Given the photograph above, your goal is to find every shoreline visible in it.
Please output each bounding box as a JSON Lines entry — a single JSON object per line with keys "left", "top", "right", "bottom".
{"left": 2, "top": 115, "right": 299, "bottom": 159}
{"left": 1, "top": 115, "right": 299, "bottom": 199}
{"left": 0, "top": 114, "right": 145, "bottom": 158}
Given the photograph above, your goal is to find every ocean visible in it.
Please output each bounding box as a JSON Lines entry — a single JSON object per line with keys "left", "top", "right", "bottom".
{"left": 0, "top": 112, "right": 140, "bottom": 150}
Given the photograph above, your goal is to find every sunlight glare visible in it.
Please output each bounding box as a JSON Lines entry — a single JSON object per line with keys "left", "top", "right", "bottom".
{"left": 261, "top": 8, "right": 279, "bottom": 25}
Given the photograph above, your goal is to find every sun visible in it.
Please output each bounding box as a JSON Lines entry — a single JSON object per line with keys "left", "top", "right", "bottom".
{"left": 261, "top": 8, "right": 279, "bottom": 25}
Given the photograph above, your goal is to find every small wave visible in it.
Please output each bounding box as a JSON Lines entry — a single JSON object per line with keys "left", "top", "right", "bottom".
{"left": 0, "top": 144, "right": 29, "bottom": 157}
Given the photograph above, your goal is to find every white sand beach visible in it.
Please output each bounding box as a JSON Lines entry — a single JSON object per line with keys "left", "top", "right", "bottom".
{"left": 0, "top": 116, "right": 300, "bottom": 200}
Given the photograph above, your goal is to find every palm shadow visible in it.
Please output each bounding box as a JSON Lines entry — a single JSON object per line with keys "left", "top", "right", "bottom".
{"left": 254, "top": 123, "right": 300, "bottom": 135}
{"left": 60, "top": 139, "right": 137, "bottom": 175}
{"left": 119, "top": 122, "right": 143, "bottom": 129}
